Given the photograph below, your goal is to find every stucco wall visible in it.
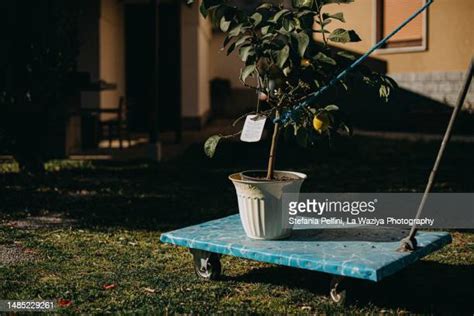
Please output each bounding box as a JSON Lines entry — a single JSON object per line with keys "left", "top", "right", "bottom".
{"left": 181, "top": 2, "right": 212, "bottom": 124}
{"left": 77, "top": 0, "right": 100, "bottom": 110}
{"left": 208, "top": 0, "right": 473, "bottom": 111}
{"left": 99, "top": 0, "right": 125, "bottom": 118}
{"left": 210, "top": 0, "right": 473, "bottom": 86}
{"left": 210, "top": 32, "right": 245, "bottom": 89}
{"left": 322, "top": 0, "right": 474, "bottom": 108}
{"left": 198, "top": 10, "right": 212, "bottom": 118}
{"left": 390, "top": 71, "right": 473, "bottom": 109}
{"left": 321, "top": 0, "right": 474, "bottom": 73}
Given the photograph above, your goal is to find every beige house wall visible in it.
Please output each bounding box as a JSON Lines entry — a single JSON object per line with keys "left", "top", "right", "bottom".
{"left": 80, "top": 0, "right": 473, "bottom": 129}
{"left": 210, "top": 32, "right": 245, "bottom": 88}
{"left": 181, "top": 2, "right": 212, "bottom": 126}
{"left": 99, "top": 0, "right": 125, "bottom": 118}
{"left": 77, "top": 0, "right": 100, "bottom": 110}
{"left": 317, "top": 0, "right": 474, "bottom": 73}
{"left": 210, "top": 0, "right": 473, "bottom": 85}
{"left": 208, "top": 0, "right": 473, "bottom": 108}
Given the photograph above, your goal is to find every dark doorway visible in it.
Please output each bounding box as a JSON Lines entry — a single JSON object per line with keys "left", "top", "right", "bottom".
{"left": 157, "top": 1, "right": 181, "bottom": 140}
{"left": 125, "top": 4, "right": 153, "bottom": 133}
{"left": 125, "top": 2, "right": 181, "bottom": 140}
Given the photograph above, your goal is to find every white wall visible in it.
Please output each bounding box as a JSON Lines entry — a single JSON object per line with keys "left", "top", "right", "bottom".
{"left": 77, "top": 0, "right": 125, "bottom": 119}
{"left": 210, "top": 32, "right": 246, "bottom": 89}
{"left": 181, "top": 2, "right": 212, "bottom": 121}
{"left": 99, "top": 0, "right": 125, "bottom": 119}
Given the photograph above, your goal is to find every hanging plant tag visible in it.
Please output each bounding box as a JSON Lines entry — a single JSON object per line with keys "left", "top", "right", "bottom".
{"left": 240, "top": 115, "right": 266, "bottom": 142}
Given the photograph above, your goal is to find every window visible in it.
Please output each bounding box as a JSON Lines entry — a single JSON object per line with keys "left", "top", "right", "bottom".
{"left": 374, "top": 0, "right": 427, "bottom": 53}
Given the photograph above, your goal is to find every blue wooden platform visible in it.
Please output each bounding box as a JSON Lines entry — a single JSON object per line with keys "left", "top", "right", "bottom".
{"left": 160, "top": 214, "right": 451, "bottom": 282}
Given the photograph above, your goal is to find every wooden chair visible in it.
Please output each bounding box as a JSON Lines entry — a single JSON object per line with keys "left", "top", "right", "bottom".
{"left": 99, "top": 97, "right": 131, "bottom": 149}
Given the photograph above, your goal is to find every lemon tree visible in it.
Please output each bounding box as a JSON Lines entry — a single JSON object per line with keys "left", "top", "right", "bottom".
{"left": 191, "top": 0, "right": 396, "bottom": 179}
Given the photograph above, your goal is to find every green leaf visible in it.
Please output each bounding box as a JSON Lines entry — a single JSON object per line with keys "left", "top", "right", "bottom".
{"left": 198, "top": 1, "right": 222, "bottom": 18}
{"left": 318, "top": 19, "right": 332, "bottom": 26}
{"left": 339, "top": 80, "right": 348, "bottom": 90}
{"left": 240, "top": 64, "right": 256, "bottom": 82}
{"left": 273, "top": 34, "right": 289, "bottom": 49}
{"left": 292, "top": 123, "right": 300, "bottom": 136}
{"left": 296, "top": 10, "right": 315, "bottom": 18}
{"left": 339, "top": 122, "right": 353, "bottom": 135}
{"left": 199, "top": 2, "right": 208, "bottom": 18}
{"left": 314, "top": 52, "right": 336, "bottom": 65}
{"left": 228, "top": 24, "right": 243, "bottom": 37}
{"left": 283, "top": 18, "right": 293, "bottom": 31}
{"left": 234, "top": 35, "right": 251, "bottom": 48}
{"left": 299, "top": 12, "right": 317, "bottom": 30}
{"left": 379, "top": 84, "right": 390, "bottom": 102}
{"left": 276, "top": 45, "right": 290, "bottom": 68}
{"left": 213, "top": 5, "right": 232, "bottom": 26}
{"left": 227, "top": 42, "right": 236, "bottom": 55}
{"left": 239, "top": 45, "right": 254, "bottom": 62}
{"left": 323, "top": 12, "right": 345, "bottom": 22}
{"left": 292, "top": 17, "right": 302, "bottom": 30}
{"left": 204, "top": 135, "right": 222, "bottom": 158}
{"left": 220, "top": 16, "right": 231, "bottom": 32}
{"left": 328, "top": 28, "right": 361, "bottom": 43}
{"left": 324, "top": 104, "right": 339, "bottom": 112}
{"left": 382, "top": 75, "right": 398, "bottom": 89}
{"left": 261, "top": 25, "right": 271, "bottom": 35}
{"left": 336, "top": 50, "right": 355, "bottom": 60}
{"left": 269, "top": 9, "right": 290, "bottom": 23}
{"left": 223, "top": 35, "right": 232, "bottom": 48}
{"left": 251, "top": 12, "right": 263, "bottom": 26}
{"left": 257, "top": 3, "right": 273, "bottom": 10}
{"left": 294, "top": 32, "right": 310, "bottom": 57}
{"left": 328, "top": 28, "right": 349, "bottom": 42}
{"left": 331, "top": 12, "right": 345, "bottom": 22}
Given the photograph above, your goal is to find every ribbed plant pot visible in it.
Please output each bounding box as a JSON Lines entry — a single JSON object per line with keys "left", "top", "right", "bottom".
{"left": 229, "top": 170, "right": 307, "bottom": 240}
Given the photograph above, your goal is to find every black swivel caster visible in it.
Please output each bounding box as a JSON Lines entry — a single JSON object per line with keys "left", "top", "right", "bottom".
{"left": 190, "top": 249, "right": 222, "bottom": 280}
{"left": 329, "top": 276, "right": 347, "bottom": 305}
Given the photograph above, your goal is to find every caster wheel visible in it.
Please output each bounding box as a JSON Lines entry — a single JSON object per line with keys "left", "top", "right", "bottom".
{"left": 330, "top": 276, "right": 347, "bottom": 305}
{"left": 191, "top": 249, "right": 221, "bottom": 280}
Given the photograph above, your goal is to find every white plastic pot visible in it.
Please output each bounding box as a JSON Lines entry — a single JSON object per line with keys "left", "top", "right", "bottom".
{"left": 229, "top": 170, "right": 307, "bottom": 240}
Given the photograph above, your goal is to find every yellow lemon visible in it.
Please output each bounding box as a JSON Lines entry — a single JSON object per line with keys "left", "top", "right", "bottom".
{"left": 313, "top": 113, "right": 329, "bottom": 133}
{"left": 300, "top": 59, "right": 311, "bottom": 67}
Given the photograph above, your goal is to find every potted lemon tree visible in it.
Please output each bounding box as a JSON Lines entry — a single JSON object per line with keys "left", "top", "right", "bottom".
{"left": 193, "top": 0, "right": 395, "bottom": 239}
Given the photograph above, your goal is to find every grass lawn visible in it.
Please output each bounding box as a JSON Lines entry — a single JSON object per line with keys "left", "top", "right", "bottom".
{"left": 0, "top": 135, "right": 473, "bottom": 313}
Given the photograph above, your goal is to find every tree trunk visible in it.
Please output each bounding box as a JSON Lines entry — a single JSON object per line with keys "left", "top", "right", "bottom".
{"left": 266, "top": 115, "right": 280, "bottom": 180}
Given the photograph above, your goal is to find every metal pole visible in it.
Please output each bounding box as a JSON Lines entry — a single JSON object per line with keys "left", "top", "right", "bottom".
{"left": 398, "top": 59, "right": 474, "bottom": 252}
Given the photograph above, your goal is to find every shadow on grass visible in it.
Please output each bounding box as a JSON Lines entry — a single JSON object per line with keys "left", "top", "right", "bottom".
{"left": 0, "top": 135, "right": 473, "bottom": 230}
{"left": 225, "top": 260, "right": 474, "bottom": 313}
{"left": 0, "top": 135, "right": 473, "bottom": 313}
